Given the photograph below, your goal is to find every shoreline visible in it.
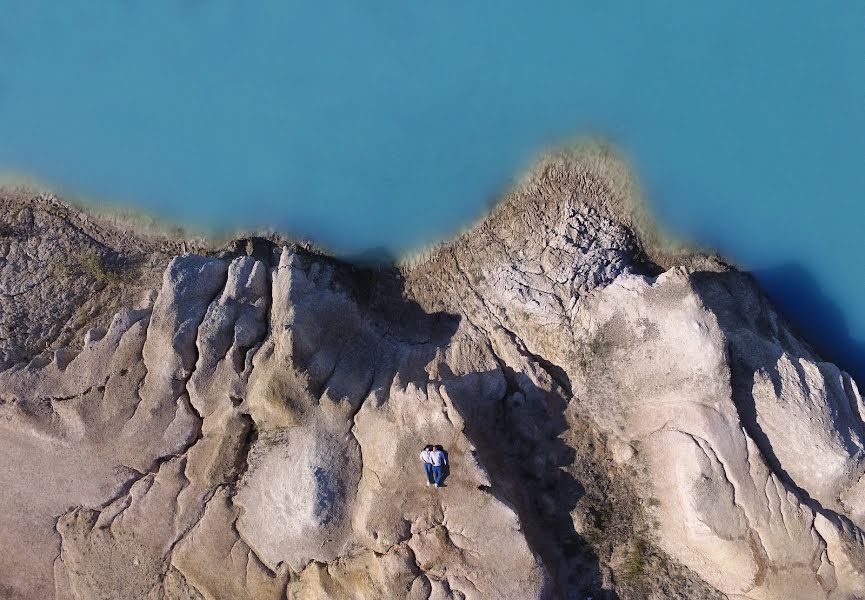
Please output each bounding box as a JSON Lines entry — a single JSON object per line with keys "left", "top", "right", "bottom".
{"left": 5, "top": 147, "right": 852, "bottom": 385}
{"left": 0, "top": 139, "right": 707, "bottom": 271}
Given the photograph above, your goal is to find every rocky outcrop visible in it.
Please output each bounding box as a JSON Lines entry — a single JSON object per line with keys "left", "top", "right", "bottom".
{"left": 573, "top": 269, "right": 865, "bottom": 599}
{"left": 1, "top": 152, "right": 863, "bottom": 599}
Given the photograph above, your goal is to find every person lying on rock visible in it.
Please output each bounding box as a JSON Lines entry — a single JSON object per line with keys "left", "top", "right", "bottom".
{"left": 420, "top": 445, "right": 435, "bottom": 486}
{"left": 430, "top": 445, "right": 448, "bottom": 488}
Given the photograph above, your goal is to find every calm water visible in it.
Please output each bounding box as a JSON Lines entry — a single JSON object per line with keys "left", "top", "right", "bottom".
{"left": 1, "top": 2, "right": 864, "bottom": 375}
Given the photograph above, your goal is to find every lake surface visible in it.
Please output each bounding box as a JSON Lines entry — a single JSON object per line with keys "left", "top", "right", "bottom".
{"left": 1, "top": 2, "right": 864, "bottom": 376}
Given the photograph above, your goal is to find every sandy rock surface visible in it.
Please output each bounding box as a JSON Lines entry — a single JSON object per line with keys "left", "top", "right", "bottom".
{"left": 1, "top": 155, "right": 863, "bottom": 599}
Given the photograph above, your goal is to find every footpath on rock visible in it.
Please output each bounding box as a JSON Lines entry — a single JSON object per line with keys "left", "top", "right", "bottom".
{"left": 1, "top": 150, "right": 863, "bottom": 599}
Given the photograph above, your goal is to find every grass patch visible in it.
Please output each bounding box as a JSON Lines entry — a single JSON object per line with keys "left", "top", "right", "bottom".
{"left": 79, "top": 250, "right": 122, "bottom": 285}
{"left": 52, "top": 248, "right": 140, "bottom": 287}
{"left": 625, "top": 537, "right": 648, "bottom": 581}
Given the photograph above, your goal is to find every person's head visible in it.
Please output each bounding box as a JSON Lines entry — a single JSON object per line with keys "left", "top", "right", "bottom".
{"left": 425, "top": 445, "right": 433, "bottom": 451}
{"left": 434, "top": 445, "right": 443, "bottom": 452}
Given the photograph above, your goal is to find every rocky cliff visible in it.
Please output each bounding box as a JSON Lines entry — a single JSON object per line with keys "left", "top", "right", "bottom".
{"left": 1, "top": 153, "right": 863, "bottom": 599}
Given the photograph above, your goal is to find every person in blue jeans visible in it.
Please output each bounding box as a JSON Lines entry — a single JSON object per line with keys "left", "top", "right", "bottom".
{"left": 430, "top": 445, "right": 448, "bottom": 487}
{"left": 419, "top": 445, "right": 435, "bottom": 486}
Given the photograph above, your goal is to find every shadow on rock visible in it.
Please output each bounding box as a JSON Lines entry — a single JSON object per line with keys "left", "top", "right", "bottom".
{"left": 752, "top": 263, "right": 865, "bottom": 382}
{"left": 442, "top": 361, "right": 616, "bottom": 599}
{"left": 692, "top": 268, "right": 865, "bottom": 527}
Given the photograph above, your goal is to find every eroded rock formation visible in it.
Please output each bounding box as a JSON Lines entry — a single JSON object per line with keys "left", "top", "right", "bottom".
{"left": 1, "top": 153, "right": 863, "bottom": 599}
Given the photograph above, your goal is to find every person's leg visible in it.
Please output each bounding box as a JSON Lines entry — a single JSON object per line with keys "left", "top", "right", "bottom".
{"left": 433, "top": 465, "right": 444, "bottom": 486}
{"left": 424, "top": 463, "right": 434, "bottom": 484}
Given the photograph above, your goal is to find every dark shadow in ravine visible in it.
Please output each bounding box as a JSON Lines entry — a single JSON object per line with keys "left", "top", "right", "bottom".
{"left": 440, "top": 361, "right": 616, "bottom": 600}
{"left": 692, "top": 268, "right": 864, "bottom": 530}
{"left": 752, "top": 263, "right": 865, "bottom": 383}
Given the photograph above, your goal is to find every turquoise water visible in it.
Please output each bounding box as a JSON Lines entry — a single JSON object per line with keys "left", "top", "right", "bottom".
{"left": 1, "top": 2, "right": 864, "bottom": 374}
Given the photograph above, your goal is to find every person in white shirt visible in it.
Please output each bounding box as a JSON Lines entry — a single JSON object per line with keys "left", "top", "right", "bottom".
{"left": 419, "top": 445, "right": 434, "bottom": 486}
{"left": 430, "top": 445, "right": 448, "bottom": 488}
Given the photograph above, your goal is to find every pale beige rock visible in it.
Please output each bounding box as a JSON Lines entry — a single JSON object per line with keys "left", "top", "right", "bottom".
{"left": 572, "top": 270, "right": 865, "bottom": 599}
{"left": 171, "top": 488, "right": 288, "bottom": 600}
